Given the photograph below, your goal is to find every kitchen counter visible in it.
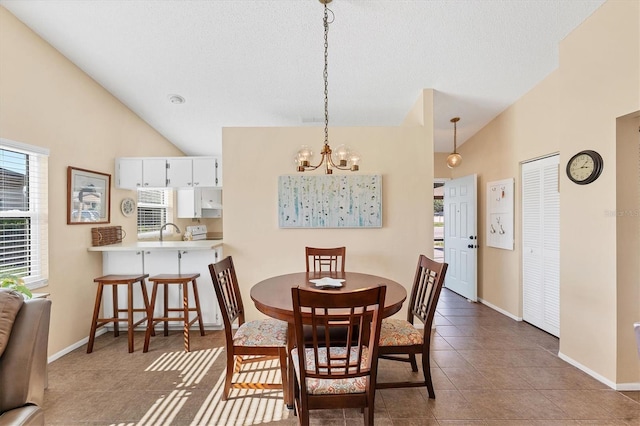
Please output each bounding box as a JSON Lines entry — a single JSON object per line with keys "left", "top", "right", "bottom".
{"left": 87, "top": 240, "right": 223, "bottom": 252}
{"left": 90, "top": 239, "right": 224, "bottom": 327}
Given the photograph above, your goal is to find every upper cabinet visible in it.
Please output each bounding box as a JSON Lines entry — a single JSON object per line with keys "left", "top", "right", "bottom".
{"left": 117, "top": 158, "right": 167, "bottom": 189}
{"left": 194, "top": 157, "right": 219, "bottom": 187}
{"left": 116, "top": 156, "right": 220, "bottom": 189}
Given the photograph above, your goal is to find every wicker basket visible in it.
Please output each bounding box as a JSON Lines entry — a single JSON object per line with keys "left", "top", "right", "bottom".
{"left": 91, "top": 226, "right": 126, "bottom": 246}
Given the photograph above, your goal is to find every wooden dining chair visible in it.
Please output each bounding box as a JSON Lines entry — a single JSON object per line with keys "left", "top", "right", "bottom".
{"left": 209, "top": 256, "right": 289, "bottom": 402}
{"left": 376, "top": 254, "right": 448, "bottom": 398}
{"left": 290, "top": 285, "right": 386, "bottom": 426}
{"left": 305, "top": 246, "right": 346, "bottom": 272}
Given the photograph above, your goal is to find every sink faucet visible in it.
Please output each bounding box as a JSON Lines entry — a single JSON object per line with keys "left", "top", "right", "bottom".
{"left": 159, "top": 222, "right": 180, "bottom": 242}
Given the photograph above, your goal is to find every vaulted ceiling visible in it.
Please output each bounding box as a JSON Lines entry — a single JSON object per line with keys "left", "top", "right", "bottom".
{"left": 0, "top": 0, "right": 606, "bottom": 155}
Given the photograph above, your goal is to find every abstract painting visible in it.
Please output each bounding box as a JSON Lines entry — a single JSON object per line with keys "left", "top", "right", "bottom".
{"left": 278, "top": 174, "right": 382, "bottom": 228}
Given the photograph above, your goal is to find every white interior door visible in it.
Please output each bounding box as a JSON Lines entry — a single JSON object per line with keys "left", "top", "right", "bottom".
{"left": 522, "top": 155, "right": 560, "bottom": 337}
{"left": 444, "top": 174, "right": 478, "bottom": 301}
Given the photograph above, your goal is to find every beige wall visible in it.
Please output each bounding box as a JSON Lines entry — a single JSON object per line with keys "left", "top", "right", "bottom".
{"left": 450, "top": 0, "right": 639, "bottom": 386}
{"left": 0, "top": 7, "right": 189, "bottom": 355}
{"left": 222, "top": 90, "right": 435, "bottom": 321}
{"left": 433, "top": 153, "right": 452, "bottom": 180}
{"left": 615, "top": 113, "right": 640, "bottom": 383}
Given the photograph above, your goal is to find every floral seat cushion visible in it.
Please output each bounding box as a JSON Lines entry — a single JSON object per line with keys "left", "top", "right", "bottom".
{"left": 379, "top": 318, "right": 423, "bottom": 346}
{"left": 233, "top": 318, "right": 287, "bottom": 347}
{"left": 291, "top": 347, "right": 370, "bottom": 395}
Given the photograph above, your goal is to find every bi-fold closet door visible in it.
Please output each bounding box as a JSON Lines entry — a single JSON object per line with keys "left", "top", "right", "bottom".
{"left": 522, "top": 154, "right": 560, "bottom": 337}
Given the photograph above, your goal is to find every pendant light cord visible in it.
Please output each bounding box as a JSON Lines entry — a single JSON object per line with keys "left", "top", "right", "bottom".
{"left": 323, "top": 3, "right": 330, "bottom": 147}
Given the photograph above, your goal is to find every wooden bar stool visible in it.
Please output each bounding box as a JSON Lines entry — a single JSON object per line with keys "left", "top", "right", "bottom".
{"left": 87, "top": 274, "right": 151, "bottom": 354}
{"left": 143, "top": 273, "right": 205, "bottom": 352}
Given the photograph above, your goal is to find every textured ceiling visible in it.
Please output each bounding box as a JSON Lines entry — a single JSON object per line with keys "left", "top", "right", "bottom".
{"left": 0, "top": 0, "right": 606, "bottom": 155}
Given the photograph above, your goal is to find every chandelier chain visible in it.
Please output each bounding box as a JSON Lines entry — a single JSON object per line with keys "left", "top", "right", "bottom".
{"left": 323, "top": 3, "right": 329, "bottom": 147}
{"left": 294, "top": 1, "right": 359, "bottom": 174}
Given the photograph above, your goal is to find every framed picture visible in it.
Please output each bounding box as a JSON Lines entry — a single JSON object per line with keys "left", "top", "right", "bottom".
{"left": 67, "top": 166, "right": 111, "bottom": 225}
{"left": 278, "top": 174, "right": 382, "bottom": 228}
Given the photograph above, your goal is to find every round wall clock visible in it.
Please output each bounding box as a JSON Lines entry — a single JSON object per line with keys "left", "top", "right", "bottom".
{"left": 120, "top": 197, "right": 136, "bottom": 217}
{"left": 566, "top": 150, "right": 603, "bottom": 185}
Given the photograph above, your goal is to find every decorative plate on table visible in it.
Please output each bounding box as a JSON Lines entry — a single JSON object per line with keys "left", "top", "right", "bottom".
{"left": 309, "top": 277, "right": 345, "bottom": 288}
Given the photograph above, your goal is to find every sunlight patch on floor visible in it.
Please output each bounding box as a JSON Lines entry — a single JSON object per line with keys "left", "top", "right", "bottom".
{"left": 191, "top": 358, "right": 291, "bottom": 425}
{"left": 109, "top": 349, "right": 290, "bottom": 426}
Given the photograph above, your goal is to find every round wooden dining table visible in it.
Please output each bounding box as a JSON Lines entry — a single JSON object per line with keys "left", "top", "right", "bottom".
{"left": 250, "top": 271, "right": 407, "bottom": 408}
{"left": 251, "top": 271, "right": 407, "bottom": 323}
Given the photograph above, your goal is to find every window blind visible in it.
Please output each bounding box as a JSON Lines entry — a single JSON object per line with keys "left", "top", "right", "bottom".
{"left": 0, "top": 139, "right": 49, "bottom": 288}
{"left": 137, "top": 188, "right": 169, "bottom": 237}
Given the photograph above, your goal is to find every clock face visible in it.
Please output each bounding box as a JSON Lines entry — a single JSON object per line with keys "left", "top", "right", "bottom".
{"left": 566, "top": 150, "right": 603, "bottom": 185}
{"left": 121, "top": 198, "right": 135, "bottom": 217}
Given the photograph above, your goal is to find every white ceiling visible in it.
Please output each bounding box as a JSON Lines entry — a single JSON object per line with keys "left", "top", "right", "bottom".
{"left": 1, "top": 0, "right": 605, "bottom": 156}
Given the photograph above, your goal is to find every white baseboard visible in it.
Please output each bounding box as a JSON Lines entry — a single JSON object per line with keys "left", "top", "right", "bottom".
{"left": 477, "top": 297, "right": 522, "bottom": 321}
{"left": 558, "top": 351, "right": 640, "bottom": 391}
{"left": 48, "top": 327, "right": 108, "bottom": 363}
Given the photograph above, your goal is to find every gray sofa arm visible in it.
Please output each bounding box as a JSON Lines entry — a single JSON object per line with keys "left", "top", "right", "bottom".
{"left": 0, "top": 298, "right": 52, "bottom": 424}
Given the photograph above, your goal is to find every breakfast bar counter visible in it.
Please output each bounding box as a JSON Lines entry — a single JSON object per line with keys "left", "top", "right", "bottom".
{"left": 88, "top": 240, "right": 224, "bottom": 327}
{"left": 87, "top": 240, "right": 224, "bottom": 252}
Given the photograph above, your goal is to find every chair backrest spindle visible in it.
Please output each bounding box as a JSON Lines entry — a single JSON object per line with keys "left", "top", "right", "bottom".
{"left": 209, "top": 256, "right": 245, "bottom": 331}
{"left": 407, "top": 255, "right": 448, "bottom": 326}
{"left": 305, "top": 246, "right": 346, "bottom": 273}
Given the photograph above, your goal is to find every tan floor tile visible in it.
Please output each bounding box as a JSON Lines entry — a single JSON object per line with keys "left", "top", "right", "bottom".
{"left": 519, "top": 367, "right": 609, "bottom": 390}
{"left": 42, "top": 289, "right": 640, "bottom": 425}
{"left": 461, "top": 390, "right": 568, "bottom": 420}
{"left": 475, "top": 367, "right": 534, "bottom": 390}
{"left": 540, "top": 389, "right": 640, "bottom": 421}
{"left": 441, "top": 367, "right": 495, "bottom": 391}
{"left": 432, "top": 350, "right": 474, "bottom": 368}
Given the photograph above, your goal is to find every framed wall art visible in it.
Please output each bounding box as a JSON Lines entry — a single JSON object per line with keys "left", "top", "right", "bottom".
{"left": 67, "top": 166, "right": 111, "bottom": 225}
{"left": 486, "top": 177, "right": 513, "bottom": 250}
{"left": 278, "top": 174, "right": 382, "bottom": 228}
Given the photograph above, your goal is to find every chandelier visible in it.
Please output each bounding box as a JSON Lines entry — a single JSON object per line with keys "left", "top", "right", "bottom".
{"left": 446, "top": 117, "right": 462, "bottom": 168}
{"left": 295, "top": 0, "right": 360, "bottom": 174}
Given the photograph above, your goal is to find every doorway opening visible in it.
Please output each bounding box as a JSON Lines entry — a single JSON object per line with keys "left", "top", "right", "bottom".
{"left": 434, "top": 180, "right": 445, "bottom": 262}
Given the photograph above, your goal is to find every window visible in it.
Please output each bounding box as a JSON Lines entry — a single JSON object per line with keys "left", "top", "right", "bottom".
{"left": 0, "top": 139, "right": 49, "bottom": 288}
{"left": 137, "top": 189, "right": 171, "bottom": 238}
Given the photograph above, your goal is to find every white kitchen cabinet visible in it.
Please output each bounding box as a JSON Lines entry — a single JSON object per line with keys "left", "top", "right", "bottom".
{"left": 166, "top": 157, "right": 218, "bottom": 188}
{"left": 166, "top": 158, "right": 193, "bottom": 188}
{"left": 179, "top": 247, "right": 222, "bottom": 325}
{"left": 177, "top": 187, "right": 222, "bottom": 218}
{"left": 193, "top": 157, "right": 219, "bottom": 187}
{"left": 117, "top": 156, "right": 220, "bottom": 189}
{"left": 116, "top": 158, "right": 166, "bottom": 189}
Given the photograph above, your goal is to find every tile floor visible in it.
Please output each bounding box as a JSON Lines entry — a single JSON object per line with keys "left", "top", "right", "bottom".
{"left": 43, "top": 289, "right": 639, "bottom": 425}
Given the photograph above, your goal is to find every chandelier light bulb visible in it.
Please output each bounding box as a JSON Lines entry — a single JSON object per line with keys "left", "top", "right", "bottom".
{"left": 298, "top": 145, "right": 313, "bottom": 161}
{"left": 447, "top": 153, "right": 462, "bottom": 168}
{"left": 349, "top": 151, "right": 361, "bottom": 171}
{"left": 335, "top": 144, "right": 350, "bottom": 166}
